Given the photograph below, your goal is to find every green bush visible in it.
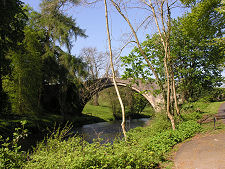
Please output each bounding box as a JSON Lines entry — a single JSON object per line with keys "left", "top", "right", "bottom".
{"left": 181, "top": 111, "right": 202, "bottom": 121}
{"left": 0, "top": 121, "right": 28, "bottom": 169}
{"left": 25, "top": 118, "right": 201, "bottom": 168}
{"left": 104, "top": 87, "right": 150, "bottom": 119}
{"left": 198, "top": 88, "right": 225, "bottom": 102}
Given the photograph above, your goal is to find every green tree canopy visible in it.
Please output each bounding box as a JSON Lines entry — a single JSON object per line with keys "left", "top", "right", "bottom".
{"left": 0, "top": 0, "right": 27, "bottom": 114}
{"left": 122, "top": 0, "right": 225, "bottom": 102}
{"left": 39, "top": 0, "right": 87, "bottom": 53}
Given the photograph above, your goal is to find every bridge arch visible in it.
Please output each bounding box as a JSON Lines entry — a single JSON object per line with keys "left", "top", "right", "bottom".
{"left": 80, "top": 78, "right": 164, "bottom": 112}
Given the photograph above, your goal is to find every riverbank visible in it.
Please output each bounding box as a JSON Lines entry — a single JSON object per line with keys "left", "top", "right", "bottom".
{"left": 0, "top": 102, "right": 153, "bottom": 129}
{"left": 23, "top": 115, "right": 202, "bottom": 168}
{"left": 1, "top": 101, "right": 225, "bottom": 168}
{"left": 0, "top": 103, "right": 154, "bottom": 151}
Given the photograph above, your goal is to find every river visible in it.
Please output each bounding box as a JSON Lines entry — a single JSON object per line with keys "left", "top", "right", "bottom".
{"left": 75, "top": 118, "right": 150, "bottom": 143}
{"left": 21, "top": 118, "right": 149, "bottom": 151}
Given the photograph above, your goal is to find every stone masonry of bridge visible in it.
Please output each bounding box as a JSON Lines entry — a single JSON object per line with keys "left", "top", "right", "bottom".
{"left": 81, "top": 78, "right": 164, "bottom": 111}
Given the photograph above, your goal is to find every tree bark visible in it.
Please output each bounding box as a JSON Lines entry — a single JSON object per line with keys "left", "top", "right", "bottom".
{"left": 104, "top": 0, "right": 127, "bottom": 141}
{"left": 172, "top": 72, "right": 180, "bottom": 117}
{"left": 148, "top": 0, "right": 176, "bottom": 130}
{"left": 164, "top": 50, "right": 175, "bottom": 130}
{"left": 93, "top": 93, "right": 99, "bottom": 106}
{"left": 0, "top": 69, "right": 3, "bottom": 114}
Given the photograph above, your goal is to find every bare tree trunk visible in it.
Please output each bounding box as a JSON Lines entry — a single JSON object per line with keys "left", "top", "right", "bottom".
{"left": 172, "top": 72, "right": 180, "bottom": 117}
{"left": 104, "top": 0, "right": 127, "bottom": 140}
{"left": 109, "top": 0, "right": 176, "bottom": 129}
{"left": 146, "top": 0, "right": 176, "bottom": 130}
{"left": 93, "top": 93, "right": 99, "bottom": 106}
{"left": 164, "top": 51, "right": 175, "bottom": 130}
{"left": 110, "top": 0, "right": 163, "bottom": 91}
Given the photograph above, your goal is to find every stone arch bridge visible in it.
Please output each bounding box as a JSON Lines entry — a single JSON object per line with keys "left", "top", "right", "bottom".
{"left": 80, "top": 78, "right": 163, "bottom": 112}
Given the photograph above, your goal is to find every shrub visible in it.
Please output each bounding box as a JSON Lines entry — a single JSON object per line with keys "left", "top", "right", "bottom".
{"left": 0, "top": 121, "right": 28, "bottom": 169}
{"left": 25, "top": 117, "right": 201, "bottom": 168}
{"left": 181, "top": 111, "right": 202, "bottom": 121}
{"left": 198, "top": 88, "right": 225, "bottom": 102}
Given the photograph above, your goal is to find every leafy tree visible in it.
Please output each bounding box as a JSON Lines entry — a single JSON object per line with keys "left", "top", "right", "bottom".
{"left": 39, "top": 0, "right": 87, "bottom": 53}
{"left": 0, "top": 0, "right": 27, "bottom": 115}
{"left": 171, "top": 0, "right": 225, "bottom": 101}
{"left": 104, "top": 87, "right": 149, "bottom": 119}
{"left": 3, "top": 26, "right": 44, "bottom": 114}
{"left": 1, "top": 2, "right": 88, "bottom": 116}
{"left": 217, "top": 0, "right": 225, "bottom": 12}
{"left": 37, "top": 0, "right": 88, "bottom": 116}
{"left": 122, "top": 0, "right": 225, "bottom": 104}
{"left": 42, "top": 47, "right": 88, "bottom": 116}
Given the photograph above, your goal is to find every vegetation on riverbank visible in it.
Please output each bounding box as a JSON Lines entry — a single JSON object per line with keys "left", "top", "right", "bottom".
{"left": 1, "top": 0, "right": 225, "bottom": 168}
{"left": 24, "top": 116, "right": 202, "bottom": 168}
{"left": 82, "top": 87, "right": 155, "bottom": 122}
{"left": 0, "top": 87, "right": 154, "bottom": 140}
{"left": 1, "top": 101, "right": 225, "bottom": 168}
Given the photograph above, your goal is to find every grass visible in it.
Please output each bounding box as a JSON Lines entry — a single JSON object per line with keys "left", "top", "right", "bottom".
{"left": 141, "top": 106, "right": 155, "bottom": 116}
{"left": 202, "top": 101, "right": 224, "bottom": 114}
{"left": 180, "top": 100, "right": 225, "bottom": 134}
{"left": 1, "top": 101, "right": 225, "bottom": 168}
{"left": 82, "top": 103, "right": 114, "bottom": 122}
{"left": 82, "top": 102, "right": 155, "bottom": 122}
{"left": 182, "top": 101, "right": 224, "bottom": 114}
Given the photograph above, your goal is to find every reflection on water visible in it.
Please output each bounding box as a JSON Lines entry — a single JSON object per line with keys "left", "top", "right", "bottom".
{"left": 75, "top": 118, "right": 149, "bottom": 143}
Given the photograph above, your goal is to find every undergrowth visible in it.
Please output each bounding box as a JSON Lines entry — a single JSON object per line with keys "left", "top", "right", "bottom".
{"left": 24, "top": 113, "right": 201, "bottom": 169}
{"left": 0, "top": 121, "right": 28, "bottom": 168}
{"left": 3, "top": 102, "right": 221, "bottom": 168}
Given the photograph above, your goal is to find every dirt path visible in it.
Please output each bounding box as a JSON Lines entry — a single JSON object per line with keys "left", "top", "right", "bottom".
{"left": 174, "top": 133, "right": 225, "bottom": 169}
{"left": 174, "top": 102, "right": 225, "bottom": 169}
{"left": 218, "top": 102, "right": 225, "bottom": 116}
{"left": 217, "top": 102, "right": 225, "bottom": 125}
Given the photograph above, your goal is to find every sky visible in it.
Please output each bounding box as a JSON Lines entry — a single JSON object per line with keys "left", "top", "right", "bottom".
{"left": 20, "top": 0, "right": 225, "bottom": 79}
{"left": 21, "top": 0, "right": 186, "bottom": 58}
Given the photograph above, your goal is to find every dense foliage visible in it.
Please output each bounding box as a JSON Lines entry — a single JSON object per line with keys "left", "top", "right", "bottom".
{"left": 0, "top": 0, "right": 88, "bottom": 117}
{"left": 23, "top": 117, "right": 201, "bottom": 168}
{"left": 0, "top": 121, "right": 28, "bottom": 168}
{"left": 171, "top": 0, "right": 225, "bottom": 101}
{"left": 0, "top": 0, "right": 27, "bottom": 115}
{"left": 101, "top": 87, "right": 150, "bottom": 119}
{"left": 121, "top": 0, "right": 225, "bottom": 102}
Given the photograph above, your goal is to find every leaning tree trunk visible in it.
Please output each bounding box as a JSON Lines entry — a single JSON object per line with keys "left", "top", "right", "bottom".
{"left": 104, "top": 0, "right": 127, "bottom": 141}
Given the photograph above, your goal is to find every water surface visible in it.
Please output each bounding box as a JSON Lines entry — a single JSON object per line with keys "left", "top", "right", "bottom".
{"left": 76, "top": 118, "right": 149, "bottom": 143}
